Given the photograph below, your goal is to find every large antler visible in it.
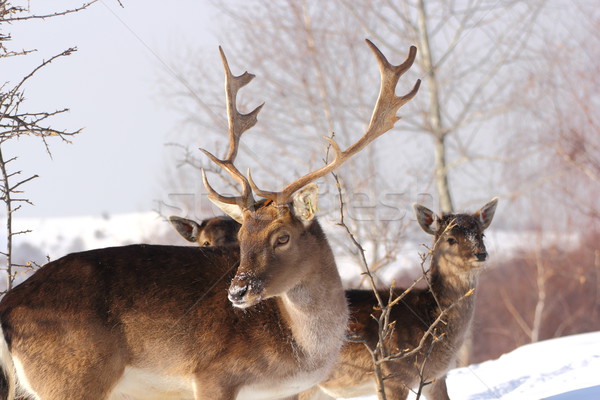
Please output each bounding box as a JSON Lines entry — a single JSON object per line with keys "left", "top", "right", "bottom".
{"left": 248, "top": 39, "right": 421, "bottom": 204}
{"left": 201, "top": 46, "right": 264, "bottom": 208}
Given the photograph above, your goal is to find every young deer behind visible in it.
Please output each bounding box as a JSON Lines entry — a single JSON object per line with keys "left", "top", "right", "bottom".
{"left": 305, "top": 198, "right": 498, "bottom": 400}
{"left": 169, "top": 215, "right": 240, "bottom": 247}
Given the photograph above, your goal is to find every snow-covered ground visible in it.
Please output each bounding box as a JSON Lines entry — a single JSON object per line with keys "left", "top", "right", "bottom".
{"left": 348, "top": 331, "right": 600, "bottom": 400}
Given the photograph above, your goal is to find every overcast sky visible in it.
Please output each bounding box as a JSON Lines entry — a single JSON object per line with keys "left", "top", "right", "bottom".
{"left": 3, "top": 0, "right": 218, "bottom": 218}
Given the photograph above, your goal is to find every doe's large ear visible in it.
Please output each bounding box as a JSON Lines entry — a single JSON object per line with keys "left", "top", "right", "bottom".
{"left": 207, "top": 197, "right": 244, "bottom": 224}
{"left": 475, "top": 197, "right": 498, "bottom": 230}
{"left": 169, "top": 216, "right": 202, "bottom": 243}
{"left": 413, "top": 203, "right": 438, "bottom": 235}
{"left": 292, "top": 183, "right": 319, "bottom": 225}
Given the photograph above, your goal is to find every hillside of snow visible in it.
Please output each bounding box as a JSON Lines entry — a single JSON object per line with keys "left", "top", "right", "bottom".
{"left": 448, "top": 331, "right": 600, "bottom": 400}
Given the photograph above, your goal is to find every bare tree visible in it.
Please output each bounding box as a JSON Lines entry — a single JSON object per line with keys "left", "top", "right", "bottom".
{"left": 505, "top": 5, "right": 600, "bottom": 224}
{"left": 163, "top": 0, "right": 552, "bottom": 276}
{"left": 161, "top": 1, "right": 552, "bottom": 374}
{"left": 486, "top": 4, "right": 600, "bottom": 360}
{"left": 340, "top": 0, "right": 547, "bottom": 213}
{"left": 0, "top": 0, "right": 98, "bottom": 292}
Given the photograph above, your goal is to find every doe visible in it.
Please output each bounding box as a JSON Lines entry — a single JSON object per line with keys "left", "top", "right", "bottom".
{"left": 304, "top": 199, "right": 498, "bottom": 400}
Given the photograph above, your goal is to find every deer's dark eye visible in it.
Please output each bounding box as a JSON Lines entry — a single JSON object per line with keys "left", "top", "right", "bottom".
{"left": 275, "top": 234, "right": 290, "bottom": 247}
{"left": 203, "top": 241, "right": 211, "bottom": 247}
{"left": 447, "top": 238, "right": 457, "bottom": 245}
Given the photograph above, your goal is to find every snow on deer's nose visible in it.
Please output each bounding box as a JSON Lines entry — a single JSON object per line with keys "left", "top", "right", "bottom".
{"left": 228, "top": 271, "right": 265, "bottom": 309}
{"left": 228, "top": 282, "right": 248, "bottom": 304}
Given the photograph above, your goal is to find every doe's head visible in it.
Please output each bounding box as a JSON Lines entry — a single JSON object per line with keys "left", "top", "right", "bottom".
{"left": 413, "top": 198, "right": 498, "bottom": 272}
{"left": 169, "top": 216, "right": 240, "bottom": 247}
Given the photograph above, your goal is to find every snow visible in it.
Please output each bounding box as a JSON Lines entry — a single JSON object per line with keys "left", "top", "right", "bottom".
{"left": 9, "top": 212, "right": 169, "bottom": 261}
{"left": 346, "top": 331, "right": 600, "bottom": 400}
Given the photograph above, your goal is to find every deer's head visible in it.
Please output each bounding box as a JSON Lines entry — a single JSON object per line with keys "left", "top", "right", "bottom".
{"left": 414, "top": 199, "right": 498, "bottom": 275}
{"left": 169, "top": 216, "right": 240, "bottom": 247}
{"left": 203, "top": 42, "right": 420, "bottom": 308}
{"left": 212, "top": 185, "right": 323, "bottom": 308}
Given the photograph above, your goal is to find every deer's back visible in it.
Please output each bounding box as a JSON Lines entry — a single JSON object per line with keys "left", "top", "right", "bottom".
{"left": 0, "top": 245, "right": 297, "bottom": 378}
{"left": 346, "top": 288, "right": 439, "bottom": 348}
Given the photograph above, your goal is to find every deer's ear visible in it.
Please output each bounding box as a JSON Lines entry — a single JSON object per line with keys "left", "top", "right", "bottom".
{"left": 169, "top": 216, "right": 202, "bottom": 242}
{"left": 413, "top": 203, "right": 438, "bottom": 235}
{"left": 475, "top": 197, "right": 498, "bottom": 230}
{"left": 292, "top": 184, "right": 319, "bottom": 225}
{"left": 208, "top": 197, "right": 244, "bottom": 224}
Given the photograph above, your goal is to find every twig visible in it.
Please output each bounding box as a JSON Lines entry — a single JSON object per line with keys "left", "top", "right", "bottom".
{"left": 0, "top": 1, "right": 98, "bottom": 23}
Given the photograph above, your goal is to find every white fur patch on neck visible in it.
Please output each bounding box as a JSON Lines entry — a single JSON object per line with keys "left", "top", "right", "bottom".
{"left": 281, "top": 286, "right": 347, "bottom": 371}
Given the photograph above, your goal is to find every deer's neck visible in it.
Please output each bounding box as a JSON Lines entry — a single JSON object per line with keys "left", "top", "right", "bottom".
{"left": 428, "top": 257, "right": 479, "bottom": 341}
{"left": 279, "top": 221, "right": 348, "bottom": 371}
{"left": 430, "top": 256, "right": 479, "bottom": 306}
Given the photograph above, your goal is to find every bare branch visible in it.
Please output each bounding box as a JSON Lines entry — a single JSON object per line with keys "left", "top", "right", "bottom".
{"left": 0, "top": 1, "right": 98, "bottom": 23}
{"left": 7, "top": 48, "right": 77, "bottom": 96}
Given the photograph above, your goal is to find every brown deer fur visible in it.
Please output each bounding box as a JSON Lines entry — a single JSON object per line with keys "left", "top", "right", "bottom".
{"left": 0, "top": 189, "right": 348, "bottom": 400}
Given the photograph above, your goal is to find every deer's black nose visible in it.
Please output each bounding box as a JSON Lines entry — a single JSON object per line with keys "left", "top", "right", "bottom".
{"left": 475, "top": 252, "right": 487, "bottom": 262}
{"left": 228, "top": 284, "right": 248, "bottom": 303}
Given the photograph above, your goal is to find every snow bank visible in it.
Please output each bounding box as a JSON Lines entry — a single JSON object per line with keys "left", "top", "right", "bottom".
{"left": 447, "top": 331, "right": 600, "bottom": 400}
{"left": 347, "top": 331, "right": 600, "bottom": 400}
{"left": 10, "top": 212, "right": 169, "bottom": 261}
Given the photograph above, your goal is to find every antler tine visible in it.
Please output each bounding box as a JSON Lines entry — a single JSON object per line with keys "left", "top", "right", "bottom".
{"left": 199, "top": 149, "right": 255, "bottom": 205}
{"left": 201, "top": 168, "right": 245, "bottom": 206}
{"left": 363, "top": 40, "right": 420, "bottom": 142}
{"left": 251, "top": 40, "right": 420, "bottom": 203}
{"left": 200, "top": 46, "right": 264, "bottom": 208}
{"left": 247, "top": 169, "right": 281, "bottom": 203}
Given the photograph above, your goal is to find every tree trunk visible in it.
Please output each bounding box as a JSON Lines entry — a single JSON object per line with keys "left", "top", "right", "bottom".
{"left": 416, "top": 0, "right": 454, "bottom": 214}
{"left": 433, "top": 135, "right": 453, "bottom": 214}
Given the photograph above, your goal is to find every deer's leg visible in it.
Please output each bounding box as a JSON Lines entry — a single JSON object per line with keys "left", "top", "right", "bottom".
{"left": 11, "top": 328, "right": 125, "bottom": 400}
{"left": 15, "top": 354, "right": 124, "bottom": 400}
{"left": 193, "top": 385, "right": 237, "bottom": 400}
{"left": 422, "top": 375, "right": 451, "bottom": 400}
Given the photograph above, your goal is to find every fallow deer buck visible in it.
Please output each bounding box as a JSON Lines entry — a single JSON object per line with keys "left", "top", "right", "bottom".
{"left": 0, "top": 39, "right": 420, "bottom": 400}
{"left": 169, "top": 215, "right": 240, "bottom": 247}
{"left": 303, "top": 199, "right": 498, "bottom": 400}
